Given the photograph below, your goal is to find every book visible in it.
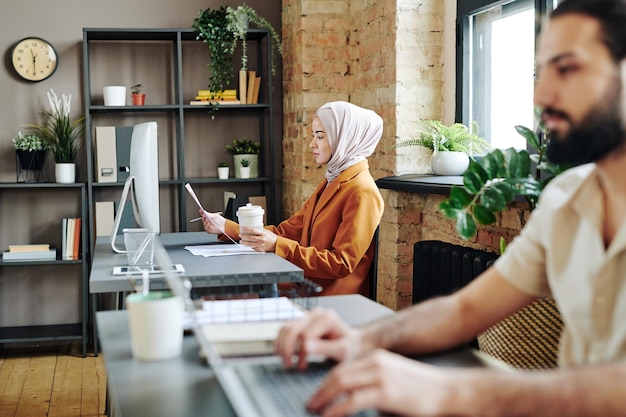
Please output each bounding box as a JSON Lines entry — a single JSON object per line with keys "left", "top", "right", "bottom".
{"left": 197, "top": 89, "right": 237, "bottom": 98}
{"left": 239, "top": 70, "right": 247, "bottom": 105}
{"left": 189, "top": 100, "right": 241, "bottom": 105}
{"left": 251, "top": 76, "right": 261, "bottom": 105}
{"left": 65, "top": 218, "right": 76, "bottom": 260}
{"left": 246, "top": 70, "right": 256, "bottom": 104}
{"left": 8, "top": 244, "right": 50, "bottom": 252}
{"left": 73, "top": 217, "right": 82, "bottom": 260}
{"left": 3, "top": 249, "right": 56, "bottom": 262}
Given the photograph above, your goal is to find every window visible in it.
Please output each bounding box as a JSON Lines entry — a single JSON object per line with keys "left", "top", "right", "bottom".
{"left": 456, "top": 0, "right": 559, "bottom": 150}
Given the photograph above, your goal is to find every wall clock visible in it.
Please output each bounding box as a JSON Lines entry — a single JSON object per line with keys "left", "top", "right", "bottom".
{"left": 11, "top": 37, "right": 58, "bottom": 82}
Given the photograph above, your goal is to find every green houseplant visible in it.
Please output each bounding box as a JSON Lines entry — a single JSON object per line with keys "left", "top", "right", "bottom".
{"left": 130, "top": 83, "right": 145, "bottom": 106}
{"left": 439, "top": 112, "right": 568, "bottom": 240}
{"left": 27, "top": 89, "right": 85, "bottom": 183}
{"left": 192, "top": 5, "right": 283, "bottom": 99}
{"left": 396, "top": 120, "right": 491, "bottom": 175}
{"left": 226, "top": 138, "right": 260, "bottom": 178}
{"left": 12, "top": 132, "right": 50, "bottom": 175}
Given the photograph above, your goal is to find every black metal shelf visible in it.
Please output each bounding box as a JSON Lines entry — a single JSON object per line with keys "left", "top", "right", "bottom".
{"left": 0, "top": 324, "right": 83, "bottom": 344}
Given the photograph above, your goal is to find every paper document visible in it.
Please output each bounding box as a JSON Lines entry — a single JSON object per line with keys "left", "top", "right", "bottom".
{"left": 184, "top": 244, "right": 264, "bottom": 257}
{"left": 184, "top": 297, "right": 306, "bottom": 328}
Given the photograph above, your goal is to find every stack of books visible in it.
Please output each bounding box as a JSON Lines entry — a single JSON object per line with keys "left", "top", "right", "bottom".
{"left": 62, "top": 217, "right": 82, "bottom": 260}
{"left": 190, "top": 89, "right": 241, "bottom": 105}
{"left": 3, "top": 243, "right": 56, "bottom": 262}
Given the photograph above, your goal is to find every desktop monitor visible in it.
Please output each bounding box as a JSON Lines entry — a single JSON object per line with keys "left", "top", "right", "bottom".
{"left": 111, "top": 121, "right": 160, "bottom": 253}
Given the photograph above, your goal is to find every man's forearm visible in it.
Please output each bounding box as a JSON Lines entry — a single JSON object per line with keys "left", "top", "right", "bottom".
{"left": 448, "top": 363, "right": 626, "bottom": 416}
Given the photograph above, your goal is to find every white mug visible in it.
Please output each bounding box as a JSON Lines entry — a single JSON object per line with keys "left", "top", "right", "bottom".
{"left": 126, "top": 291, "right": 184, "bottom": 361}
{"left": 236, "top": 203, "right": 264, "bottom": 230}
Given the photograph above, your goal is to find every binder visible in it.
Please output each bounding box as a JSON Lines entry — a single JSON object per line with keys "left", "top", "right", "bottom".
{"left": 95, "top": 126, "right": 117, "bottom": 183}
{"left": 95, "top": 201, "right": 115, "bottom": 236}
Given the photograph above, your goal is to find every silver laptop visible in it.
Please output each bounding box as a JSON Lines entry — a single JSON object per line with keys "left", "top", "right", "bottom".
{"left": 150, "top": 236, "right": 377, "bottom": 417}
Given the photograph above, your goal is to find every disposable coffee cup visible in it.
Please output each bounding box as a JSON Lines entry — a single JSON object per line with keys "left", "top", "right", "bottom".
{"left": 103, "top": 86, "right": 127, "bottom": 106}
{"left": 236, "top": 203, "right": 264, "bottom": 230}
{"left": 126, "top": 291, "right": 184, "bottom": 361}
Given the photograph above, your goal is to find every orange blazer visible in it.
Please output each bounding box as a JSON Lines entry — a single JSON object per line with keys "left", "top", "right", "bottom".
{"left": 223, "top": 160, "right": 384, "bottom": 296}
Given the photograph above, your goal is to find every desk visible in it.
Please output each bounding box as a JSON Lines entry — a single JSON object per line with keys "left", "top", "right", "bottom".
{"left": 97, "top": 294, "right": 491, "bottom": 417}
{"left": 90, "top": 232, "right": 304, "bottom": 293}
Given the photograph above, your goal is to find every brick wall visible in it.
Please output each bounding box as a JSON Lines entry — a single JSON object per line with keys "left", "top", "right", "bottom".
{"left": 281, "top": 0, "right": 528, "bottom": 310}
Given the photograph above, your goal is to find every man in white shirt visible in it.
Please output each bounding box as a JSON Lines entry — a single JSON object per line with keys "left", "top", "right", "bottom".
{"left": 275, "top": 0, "right": 626, "bottom": 415}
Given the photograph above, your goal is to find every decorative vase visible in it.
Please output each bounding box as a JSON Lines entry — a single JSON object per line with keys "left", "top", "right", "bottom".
{"left": 131, "top": 93, "right": 146, "bottom": 106}
{"left": 217, "top": 166, "right": 230, "bottom": 179}
{"left": 430, "top": 151, "right": 469, "bottom": 176}
{"left": 16, "top": 150, "right": 47, "bottom": 171}
{"left": 55, "top": 162, "right": 76, "bottom": 183}
{"left": 233, "top": 154, "right": 258, "bottom": 178}
{"left": 239, "top": 166, "right": 251, "bottom": 179}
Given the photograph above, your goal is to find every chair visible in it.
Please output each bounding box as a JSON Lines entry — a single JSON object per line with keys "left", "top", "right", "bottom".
{"left": 367, "top": 226, "right": 380, "bottom": 301}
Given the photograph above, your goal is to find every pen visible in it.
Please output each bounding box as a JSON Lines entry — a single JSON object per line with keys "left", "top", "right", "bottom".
{"left": 190, "top": 211, "right": 222, "bottom": 223}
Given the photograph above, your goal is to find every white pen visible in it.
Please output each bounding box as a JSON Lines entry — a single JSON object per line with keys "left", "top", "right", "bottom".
{"left": 190, "top": 217, "right": 202, "bottom": 223}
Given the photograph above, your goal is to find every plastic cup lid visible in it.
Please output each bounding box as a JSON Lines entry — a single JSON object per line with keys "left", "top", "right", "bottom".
{"left": 236, "top": 203, "right": 264, "bottom": 216}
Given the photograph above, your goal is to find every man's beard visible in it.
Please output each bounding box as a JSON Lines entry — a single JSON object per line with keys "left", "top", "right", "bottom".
{"left": 546, "top": 79, "right": 626, "bottom": 166}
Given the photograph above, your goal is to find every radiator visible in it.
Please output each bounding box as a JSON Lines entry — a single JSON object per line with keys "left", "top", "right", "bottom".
{"left": 412, "top": 240, "right": 498, "bottom": 303}
{"left": 412, "top": 239, "right": 563, "bottom": 369}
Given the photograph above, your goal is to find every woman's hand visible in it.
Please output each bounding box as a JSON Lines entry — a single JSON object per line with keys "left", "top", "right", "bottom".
{"left": 238, "top": 227, "right": 278, "bottom": 252}
{"left": 200, "top": 210, "right": 226, "bottom": 234}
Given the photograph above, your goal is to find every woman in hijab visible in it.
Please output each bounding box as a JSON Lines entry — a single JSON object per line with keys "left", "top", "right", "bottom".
{"left": 201, "top": 101, "right": 384, "bottom": 296}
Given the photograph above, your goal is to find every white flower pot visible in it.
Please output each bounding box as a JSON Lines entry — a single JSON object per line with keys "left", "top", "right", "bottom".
{"left": 217, "top": 166, "right": 230, "bottom": 179}
{"left": 103, "top": 86, "right": 126, "bottom": 106}
{"left": 430, "top": 151, "right": 469, "bottom": 176}
{"left": 55, "top": 162, "right": 76, "bottom": 183}
{"left": 233, "top": 154, "right": 258, "bottom": 178}
{"left": 239, "top": 166, "right": 251, "bottom": 179}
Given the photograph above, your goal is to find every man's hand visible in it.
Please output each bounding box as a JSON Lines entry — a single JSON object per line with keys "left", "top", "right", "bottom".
{"left": 238, "top": 227, "right": 278, "bottom": 252}
{"left": 308, "top": 350, "right": 453, "bottom": 417}
{"left": 275, "top": 308, "right": 362, "bottom": 370}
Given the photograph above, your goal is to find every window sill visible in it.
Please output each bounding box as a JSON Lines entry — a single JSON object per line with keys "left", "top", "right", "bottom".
{"left": 376, "top": 174, "right": 462, "bottom": 195}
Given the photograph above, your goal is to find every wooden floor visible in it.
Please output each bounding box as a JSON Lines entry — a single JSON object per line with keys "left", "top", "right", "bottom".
{"left": 0, "top": 344, "right": 107, "bottom": 417}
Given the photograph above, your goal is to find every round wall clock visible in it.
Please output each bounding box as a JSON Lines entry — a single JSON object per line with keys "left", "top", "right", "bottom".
{"left": 11, "top": 37, "right": 58, "bottom": 82}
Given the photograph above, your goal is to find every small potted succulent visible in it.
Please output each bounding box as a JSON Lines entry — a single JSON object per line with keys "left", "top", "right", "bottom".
{"left": 130, "top": 84, "right": 145, "bottom": 106}
{"left": 225, "top": 138, "right": 261, "bottom": 178}
{"left": 239, "top": 158, "right": 251, "bottom": 179}
{"left": 217, "top": 161, "right": 230, "bottom": 179}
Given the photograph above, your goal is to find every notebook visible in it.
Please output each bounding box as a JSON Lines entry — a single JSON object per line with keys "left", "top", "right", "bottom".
{"left": 152, "top": 237, "right": 378, "bottom": 417}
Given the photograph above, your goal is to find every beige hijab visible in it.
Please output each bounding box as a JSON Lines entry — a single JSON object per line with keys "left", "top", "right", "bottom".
{"left": 315, "top": 101, "right": 383, "bottom": 182}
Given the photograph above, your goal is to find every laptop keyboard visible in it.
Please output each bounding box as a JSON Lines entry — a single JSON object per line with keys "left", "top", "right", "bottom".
{"left": 246, "top": 361, "right": 377, "bottom": 417}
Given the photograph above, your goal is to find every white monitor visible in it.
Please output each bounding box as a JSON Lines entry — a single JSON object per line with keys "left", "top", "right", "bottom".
{"left": 111, "top": 121, "right": 160, "bottom": 253}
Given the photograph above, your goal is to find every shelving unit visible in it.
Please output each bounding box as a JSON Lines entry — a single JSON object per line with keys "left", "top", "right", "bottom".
{"left": 82, "top": 28, "right": 280, "bottom": 252}
{"left": 0, "top": 183, "right": 89, "bottom": 357}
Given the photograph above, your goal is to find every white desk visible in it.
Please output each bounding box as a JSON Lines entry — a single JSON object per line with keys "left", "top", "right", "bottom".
{"left": 90, "top": 232, "right": 304, "bottom": 293}
{"left": 97, "top": 294, "right": 490, "bottom": 417}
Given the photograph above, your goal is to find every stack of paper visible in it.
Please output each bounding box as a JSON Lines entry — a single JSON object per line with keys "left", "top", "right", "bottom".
{"left": 3, "top": 243, "right": 56, "bottom": 261}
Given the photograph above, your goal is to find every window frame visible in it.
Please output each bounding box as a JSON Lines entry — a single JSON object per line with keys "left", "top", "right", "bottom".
{"left": 455, "top": 0, "right": 557, "bottom": 148}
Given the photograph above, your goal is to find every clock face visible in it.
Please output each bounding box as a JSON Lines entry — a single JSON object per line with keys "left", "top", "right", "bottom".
{"left": 11, "top": 37, "right": 58, "bottom": 82}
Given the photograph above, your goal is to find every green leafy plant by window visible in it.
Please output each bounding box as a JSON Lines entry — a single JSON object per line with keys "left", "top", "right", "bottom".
{"left": 396, "top": 120, "right": 491, "bottom": 155}
{"left": 439, "top": 111, "right": 569, "bottom": 240}
{"left": 225, "top": 138, "right": 261, "bottom": 155}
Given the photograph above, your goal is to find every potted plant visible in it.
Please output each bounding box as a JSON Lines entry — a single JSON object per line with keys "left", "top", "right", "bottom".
{"left": 439, "top": 112, "right": 569, "bottom": 240}
{"left": 130, "top": 84, "right": 145, "bottom": 106}
{"left": 27, "top": 89, "right": 85, "bottom": 183}
{"left": 192, "top": 5, "right": 283, "bottom": 103}
{"left": 12, "top": 131, "right": 50, "bottom": 181}
{"left": 217, "top": 161, "right": 230, "bottom": 179}
{"left": 225, "top": 138, "right": 261, "bottom": 178}
{"left": 239, "top": 158, "right": 251, "bottom": 179}
{"left": 396, "top": 120, "right": 491, "bottom": 175}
